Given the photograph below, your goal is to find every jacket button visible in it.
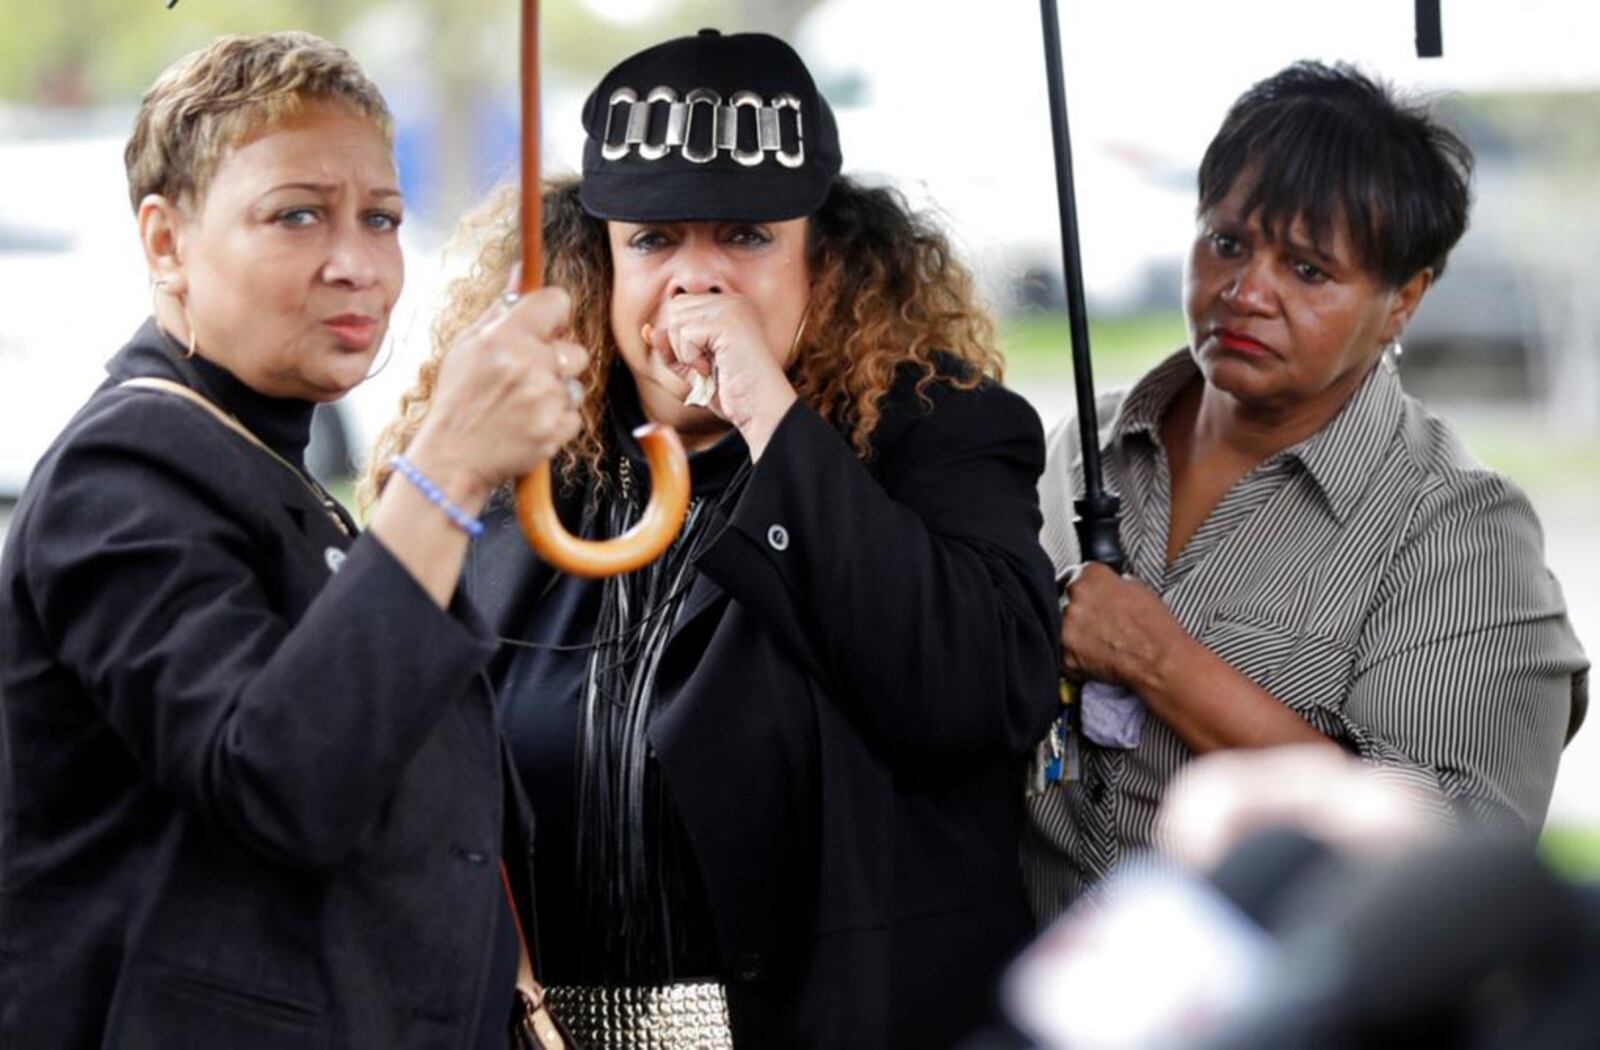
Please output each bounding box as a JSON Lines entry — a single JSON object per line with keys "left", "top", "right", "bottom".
{"left": 451, "top": 845, "right": 490, "bottom": 865}
{"left": 766, "top": 524, "right": 790, "bottom": 551}
{"left": 733, "top": 952, "right": 764, "bottom": 983}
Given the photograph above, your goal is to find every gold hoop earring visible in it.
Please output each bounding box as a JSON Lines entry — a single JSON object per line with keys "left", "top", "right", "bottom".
{"left": 181, "top": 305, "right": 200, "bottom": 359}
{"left": 788, "top": 308, "right": 810, "bottom": 357}
{"left": 364, "top": 330, "right": 396, "bottom": 381}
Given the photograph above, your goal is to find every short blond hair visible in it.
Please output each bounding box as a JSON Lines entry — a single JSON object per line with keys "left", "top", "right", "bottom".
{"left": 124, "top": 31, "right": 393, "bottom": 213}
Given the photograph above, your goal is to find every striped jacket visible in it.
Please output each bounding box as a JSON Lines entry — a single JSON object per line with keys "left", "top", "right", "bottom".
{"left": 1023, "top": 350, "right": 1589, "bottom": 920}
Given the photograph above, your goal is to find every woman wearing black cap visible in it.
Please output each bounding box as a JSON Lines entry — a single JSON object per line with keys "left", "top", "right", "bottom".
{"left": 368, "top": 28, "right": 1059, "bottom": 1050}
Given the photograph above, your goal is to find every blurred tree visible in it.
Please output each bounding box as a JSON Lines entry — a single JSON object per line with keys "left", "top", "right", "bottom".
{"left": 0, "top": 0, "right": 826, "bottom": 219}
{"left": 0, "top": 0, "right": 825, "bottom": 107}
{"left": 0, "top": 1, "right": 354, "bottom": 104}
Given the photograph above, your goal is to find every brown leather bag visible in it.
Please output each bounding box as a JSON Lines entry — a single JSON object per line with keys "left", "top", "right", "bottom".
{"left": 501, "top": 864, "right": 572, "bottom": 1050}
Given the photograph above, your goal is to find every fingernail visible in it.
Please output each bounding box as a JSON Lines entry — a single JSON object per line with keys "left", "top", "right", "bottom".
{"left": 641, "top": 323, "right": 654, "bottom": 344}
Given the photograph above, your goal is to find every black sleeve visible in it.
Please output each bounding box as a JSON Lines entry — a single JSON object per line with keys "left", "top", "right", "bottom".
{"left": 695, "top": 381, "right": 1060, "bottom": 762}
{"left": 21, "top": 404, "right": 496, "bottom": 869}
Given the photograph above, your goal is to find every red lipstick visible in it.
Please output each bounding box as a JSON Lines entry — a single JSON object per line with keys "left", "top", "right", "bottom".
{"left": 1213, "top": 328, "right": 1274, "bottom": 358}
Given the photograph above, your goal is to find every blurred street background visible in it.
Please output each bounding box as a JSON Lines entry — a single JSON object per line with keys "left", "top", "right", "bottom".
{"left": 2, "top": 1, "right": 1596, "bottom": 862}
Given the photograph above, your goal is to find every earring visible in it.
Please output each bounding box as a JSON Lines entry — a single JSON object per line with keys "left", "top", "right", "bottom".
{"left": 364, "top": 329, "right": 396, "bottom": 381}
{"left": 788, "top": 308, "right": 810, "bottom": 356}
{"left": 181, "top": 303, "right": 199, "bottom": 359}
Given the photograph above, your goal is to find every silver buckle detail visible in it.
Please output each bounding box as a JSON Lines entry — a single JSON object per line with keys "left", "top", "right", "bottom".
{"left": 729, "top": 91, "right": 765, "bottom": 167}
{"left": 771, "top": 93, "right": 804, "bottom": 168}
{"left": 638, "top": 86, "right": 680, "bottom": 160}
{"left": 681, "top": 88, "right": 721, "bottom": 164}
{"left": 602, "top": 85, "right": 806, "bottom": 167}
{"left": 601, "top": 87, "right": 638, "bottom": 161}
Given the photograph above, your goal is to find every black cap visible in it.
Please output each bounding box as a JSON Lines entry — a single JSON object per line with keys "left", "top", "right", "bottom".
{"left": 578, "top": 29, "right": 842, "bottom": 223}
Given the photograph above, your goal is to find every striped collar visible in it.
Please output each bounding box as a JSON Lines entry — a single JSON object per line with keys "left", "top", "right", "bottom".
{"left": 1107, "top": 349, "right": 1407, "bottom": 525}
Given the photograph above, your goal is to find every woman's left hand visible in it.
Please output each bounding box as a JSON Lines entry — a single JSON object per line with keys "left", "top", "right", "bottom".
{"left": 648, "top": 293, "right": 798, "bottom": 458}
{"left": 1060, "top": 562, "right": 1189, "bottom": 690}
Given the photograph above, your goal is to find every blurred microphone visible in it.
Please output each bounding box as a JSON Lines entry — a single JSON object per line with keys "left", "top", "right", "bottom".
{"left": 1003, "top": 856, "right": 1278, "bottom": 1048}
{"left": 1203, "top": 838, "right": 1600, "bottom": 1049}
{"left": 1206, "top": 827, "right": 1340, "bottom": 934}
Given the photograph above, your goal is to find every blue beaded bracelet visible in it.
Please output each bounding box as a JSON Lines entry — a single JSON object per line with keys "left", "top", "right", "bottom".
{"left": 389, "top": 454, "right": 485, "bottom": 539}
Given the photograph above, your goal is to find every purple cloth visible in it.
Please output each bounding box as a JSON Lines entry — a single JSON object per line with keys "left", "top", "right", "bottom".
{"left": 1080, "top": 680, "right": 1144, "bottom": 749}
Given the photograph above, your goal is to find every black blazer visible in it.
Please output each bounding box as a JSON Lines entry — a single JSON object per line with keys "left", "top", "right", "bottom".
{"left": 0, "top": 322, "right": 526, "bottom": 1049}
{"left": 469, "top": 362, "right": 1061, "bottom": 1047}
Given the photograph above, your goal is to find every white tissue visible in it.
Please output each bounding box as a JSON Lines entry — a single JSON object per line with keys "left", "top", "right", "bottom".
{"left": 685, "top": 369, "right": 717, "bottom": 408}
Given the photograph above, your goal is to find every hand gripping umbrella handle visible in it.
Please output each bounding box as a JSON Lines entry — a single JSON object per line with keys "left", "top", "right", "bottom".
{"left": 511, "top": 0, "right": 690, "bottom": 575}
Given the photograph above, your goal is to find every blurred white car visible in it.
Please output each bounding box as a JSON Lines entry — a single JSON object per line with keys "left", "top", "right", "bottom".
{"left": 0, "top": 127, "right": 151, "bottom": 498}
{"left": 796, "top": 0, "right": 1195, "bottom": 315}
{"left": 0, "top": 121, "right": 448, "bottom": 515}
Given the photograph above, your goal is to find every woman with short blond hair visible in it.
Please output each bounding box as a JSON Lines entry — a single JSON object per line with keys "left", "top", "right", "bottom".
{"left": 0, "top": 31, "right": 583, "bottom": 1047}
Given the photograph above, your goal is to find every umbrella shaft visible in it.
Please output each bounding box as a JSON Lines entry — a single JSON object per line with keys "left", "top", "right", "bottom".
{"left": 1038, "top": 0, "right": 1109, "bottom": 505}
{"left": 521, "top": 0, "right": 543, "bottom": 293}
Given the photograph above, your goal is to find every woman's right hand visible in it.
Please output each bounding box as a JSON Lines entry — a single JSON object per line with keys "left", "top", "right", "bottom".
{"left": 405, "top": 282, "right": 589, "bottom": 511}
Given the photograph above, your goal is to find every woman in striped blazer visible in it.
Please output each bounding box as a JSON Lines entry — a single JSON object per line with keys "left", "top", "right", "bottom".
{"left": 1024, "top": 61, "right": 1589, "bottom": 918}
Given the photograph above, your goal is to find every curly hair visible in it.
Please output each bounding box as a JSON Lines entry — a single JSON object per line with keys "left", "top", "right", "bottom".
{"left": 361, "top": 175, "right": 1002, "bottom": 509}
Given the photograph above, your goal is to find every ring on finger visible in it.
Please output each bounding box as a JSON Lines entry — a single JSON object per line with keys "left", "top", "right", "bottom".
{"left": 501, "top": 290, "right": 520, "bottom": 308}
{"left": 564, "top": 378, "right": 584, "bottom": 409}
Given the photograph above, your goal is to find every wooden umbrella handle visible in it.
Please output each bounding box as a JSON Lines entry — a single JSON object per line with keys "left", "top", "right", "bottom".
{"left": 515, "top": 426, "right": 691, "bottom": 579}
{"left": 512, "top": 0, "right": 690, "bottom": 575}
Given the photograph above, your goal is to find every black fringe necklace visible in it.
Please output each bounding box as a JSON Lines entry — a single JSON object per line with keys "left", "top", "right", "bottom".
{"left": 574, "top": 453, "right": 749, "bottom": 981}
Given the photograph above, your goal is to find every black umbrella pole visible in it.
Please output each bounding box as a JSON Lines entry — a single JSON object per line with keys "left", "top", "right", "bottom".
{"left": 1038, "top": 0, "right": 1124, "bottom": 571}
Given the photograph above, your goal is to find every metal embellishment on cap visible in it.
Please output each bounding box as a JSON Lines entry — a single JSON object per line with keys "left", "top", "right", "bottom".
{"left": 603, "top": 86, "right": 806, "bottom": 168}
{"left": 771, "top": 94, "right": 805, "bottom": 168}
{"left": 681, "top": 88, "right": 722, "bottom": 164}
{"left": 663, "top": 92, "right": 689, "bottom": 148}
{"left": 624, "top": 96, "right": 652, "bottom": 150}
{"left": 729, "top": 91, "right": 764, "bottom": 167}
{"left": 545, "top": 981, "right": 734, "bottom": 1049}
{"left": 602, "top": 87, "right": 640, "bottom": 161}
{"left": 638, "top": 86, "right": 681, "bottom": 160}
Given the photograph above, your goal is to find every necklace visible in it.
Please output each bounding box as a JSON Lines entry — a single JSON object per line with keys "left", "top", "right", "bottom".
{"left": 574, "top": 451, "right": 750, "bottom": 981}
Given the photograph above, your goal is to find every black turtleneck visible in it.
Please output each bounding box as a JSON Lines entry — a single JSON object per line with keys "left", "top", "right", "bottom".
{"left": 110, "top": 320, "right": 319, "bottom": 471}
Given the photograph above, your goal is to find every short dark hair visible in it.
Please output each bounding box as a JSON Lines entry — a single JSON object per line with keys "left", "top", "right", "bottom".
{"left": 1197, "top": 61, "right": 1473, "bottom": 288}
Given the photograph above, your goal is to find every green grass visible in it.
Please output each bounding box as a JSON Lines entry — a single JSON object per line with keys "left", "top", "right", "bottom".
{"left": 997, "top": 309, "right": 1600, "bottom": 504}
{"left": 1459, "top": 429, "right": 1600, "bottom": 498}
{"left": 1540, "top": 824, "right": 1600, "bottom": 881}
{"left": 999, "top": 310, "right": 1187, "bottom": 385}
{"left": 326, "top": 480, "right": 356, "bottom": 511}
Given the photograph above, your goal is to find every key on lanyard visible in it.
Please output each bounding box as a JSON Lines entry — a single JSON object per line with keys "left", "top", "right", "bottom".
{"left": 1028, "top": 679, "right": 1081, "bottom": 796}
